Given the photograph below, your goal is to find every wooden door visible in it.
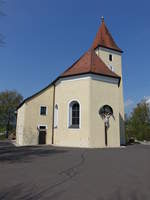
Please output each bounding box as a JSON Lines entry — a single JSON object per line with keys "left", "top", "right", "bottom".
{"left": 39, "top": 131, "right": 46, "bottom": 144}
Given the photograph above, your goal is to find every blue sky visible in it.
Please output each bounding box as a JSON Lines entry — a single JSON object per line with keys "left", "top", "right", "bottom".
{"left": 0, "top": 0, "right": 150, "bottom": 114}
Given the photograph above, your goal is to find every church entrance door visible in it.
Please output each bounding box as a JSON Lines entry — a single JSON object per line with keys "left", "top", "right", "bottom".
{"left": 38, "top": 126, "right": 46, "bottom": 144}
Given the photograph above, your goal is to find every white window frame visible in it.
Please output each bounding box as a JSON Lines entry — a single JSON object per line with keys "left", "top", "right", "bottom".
{"left": 40, "top": 105, "right": 48, "bottom": 116}
{"left": 37, "top": 124, "right": 48, "bottom": 130}
{"left": 67, "top": 99, "right": 81, "bottom": 129}
{"left": 54, "top": 104, "right": 58, "bottom": 128}
{"left": 37, "top": 124, "right": 47, "bottom": 144}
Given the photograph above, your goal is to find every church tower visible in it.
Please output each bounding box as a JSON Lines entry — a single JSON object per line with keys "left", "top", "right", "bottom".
{"left": 92, "top": 17, "right": 125, "bottom": 144}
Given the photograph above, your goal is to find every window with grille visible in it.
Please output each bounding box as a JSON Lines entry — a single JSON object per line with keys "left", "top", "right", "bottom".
{"left": 40, "top": 106, "right": 47, "bottom": 115}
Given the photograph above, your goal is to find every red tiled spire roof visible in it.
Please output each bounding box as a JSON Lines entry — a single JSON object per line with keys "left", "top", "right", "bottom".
{"left": 92, "top": 17, "right": 122, "bottom": 53}
{"left": 60, "top": 49, "right": 120, "bottom": 80}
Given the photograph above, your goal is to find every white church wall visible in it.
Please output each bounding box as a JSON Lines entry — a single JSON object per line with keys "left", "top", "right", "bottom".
{"left": 90, "top": 78, "right": 120, "bottom": 147}
{"left": 54, "top": 77, "right": 91, "bottom": 147}
{"left": 96, "top": 46, "right": 125, "bottom": 145}
{"left": 95, "top": 47, "right": 122, "bottom": 75}
{"left": 16, "top": 85, "right": 54, "bottom": 146}
{"left": 54, "top": 74, "right": 121, "bottom": 148}
{"left": 16, "top": 104, "right": 26, "bottom": 145}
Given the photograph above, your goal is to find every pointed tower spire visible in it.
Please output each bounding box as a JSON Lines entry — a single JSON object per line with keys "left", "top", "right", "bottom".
{"left": 101, "top": 16, "right": 104, "bottom": 22}
{"left": 92, "top": 18, "right": 122, "bottom": 53}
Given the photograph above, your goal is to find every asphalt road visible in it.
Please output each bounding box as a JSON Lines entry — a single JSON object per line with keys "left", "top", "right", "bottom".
{"left": 0, "top": 140, "right": 150, "bottom": 200}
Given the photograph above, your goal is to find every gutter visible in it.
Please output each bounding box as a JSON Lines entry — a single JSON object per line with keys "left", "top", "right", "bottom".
{"left": 51, "top": 84, "right": 55, "bottom": 144}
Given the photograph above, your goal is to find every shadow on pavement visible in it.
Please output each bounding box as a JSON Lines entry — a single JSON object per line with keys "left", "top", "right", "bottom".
{"left": 0, "top": 183, "right": 149, "bottom": 200}
{"left": 0, "top": 140, "right": 15, "bottom": 147}
{"left": 0, "top": 183, "right": 66, "bottom": 200}
{"left": 0, "top": 143, "right": 68, "bottom": 164}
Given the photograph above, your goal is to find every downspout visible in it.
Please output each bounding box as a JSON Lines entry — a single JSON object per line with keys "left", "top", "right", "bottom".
{"left": 52, "top": 84, "right": 55, "bottom": 144}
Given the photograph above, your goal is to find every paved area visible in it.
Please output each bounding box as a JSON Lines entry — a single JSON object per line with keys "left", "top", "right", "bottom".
{"left": 0, "top": 140, "right": 150, "bottom": 200}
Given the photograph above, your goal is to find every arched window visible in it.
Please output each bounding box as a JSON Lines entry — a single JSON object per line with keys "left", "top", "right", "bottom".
{"left": 69, "top": 101, "right": 80, "bottom": 128}
{"left": 54, "top": 104, "right": 58, "bottom": 128}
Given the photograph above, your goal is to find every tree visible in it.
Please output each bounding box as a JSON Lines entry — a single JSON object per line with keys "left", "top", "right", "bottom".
{"left": 0, "top": 90, "right": 23, "bottom": 136}
{"left": 125, "top": 100, "right": 150, "bottom": 141}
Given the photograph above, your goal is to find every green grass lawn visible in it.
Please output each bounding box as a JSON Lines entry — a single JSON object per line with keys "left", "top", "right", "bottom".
{"left": 0, "top": 134, "right": 6, "bottom": 140}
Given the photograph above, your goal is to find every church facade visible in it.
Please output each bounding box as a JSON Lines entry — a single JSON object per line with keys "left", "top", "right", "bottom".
{"left": 16, "top": 18, "right": 125, "bottom": 148}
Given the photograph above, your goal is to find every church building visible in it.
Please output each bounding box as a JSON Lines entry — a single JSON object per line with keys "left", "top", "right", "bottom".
{"left": 16, "top": 18, "right": 125, "bottom": 148}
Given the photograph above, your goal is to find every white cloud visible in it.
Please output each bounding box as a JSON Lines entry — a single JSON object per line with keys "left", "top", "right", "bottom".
{"left": 124, "top": 99, "right": 134, "bottom": 108}
{"left": 144, "top": 96, "right": 150, "bottom": 104}
{"left": 146, "top": 99, "right": 150, "bottom": 104}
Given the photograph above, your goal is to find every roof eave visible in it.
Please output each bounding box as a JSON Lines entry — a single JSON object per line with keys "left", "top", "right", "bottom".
{"left": 17, "top": 72, "right": 121, "bottom": 111}
{"left": 59, "top": 71, "right": 120, "bottom": 82}
{"left": 16, "top": 82, "right": 55, "bottom": 110}
{"left": 94, "top": 44, "right": 123, "bottom": 53}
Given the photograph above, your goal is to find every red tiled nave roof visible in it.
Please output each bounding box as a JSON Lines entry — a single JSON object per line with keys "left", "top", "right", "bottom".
{"left": 60, "top": 48, "right": 120, "bottom": 79}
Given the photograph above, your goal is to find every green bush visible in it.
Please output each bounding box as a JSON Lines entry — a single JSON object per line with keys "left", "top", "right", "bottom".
{"left": 125, "top": 100, "right": 150, "bottom": 141}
